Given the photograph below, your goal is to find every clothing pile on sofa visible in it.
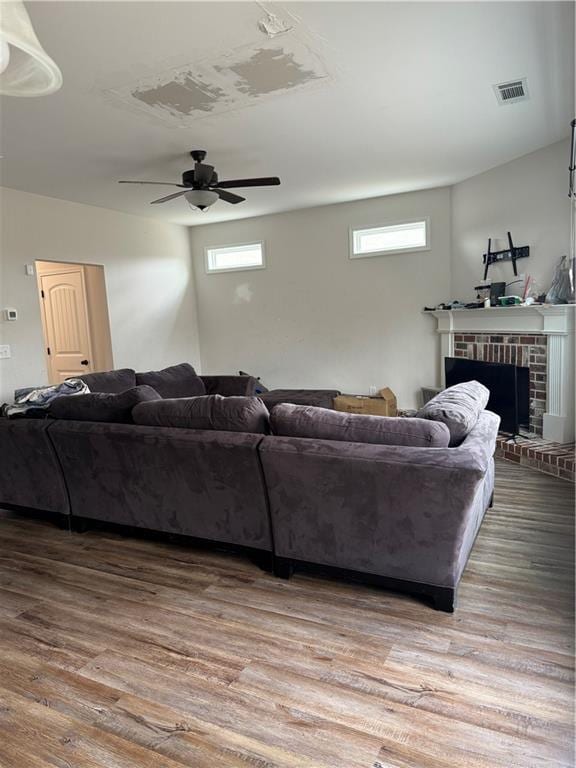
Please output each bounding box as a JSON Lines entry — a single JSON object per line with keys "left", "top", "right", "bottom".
{"left": 1, "top": 378, "right": 88, "bottom": 419}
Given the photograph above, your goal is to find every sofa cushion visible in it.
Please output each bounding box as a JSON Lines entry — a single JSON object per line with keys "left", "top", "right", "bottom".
{"left": 76, "top": 368, "right": 136, "bottom": 394}
{"left": 136, "top": 363, "right": 205, "bottom": 398}
{"left": 49, "top": 385, "right": 161, "bottom": 424}
{"left": 201, "top": 375, "right": 259, "bottom": 397}
{"left": 261, "top": 389, "right": 340, "bottom": 410}
{"left": 415, "top": 380, "right": 490, "bottom": 446}
{"left": 133, "top": 395, "right": 270, "bottom": 434}
{"left": 270, "top": 403, "right": 450, "bottom": 448}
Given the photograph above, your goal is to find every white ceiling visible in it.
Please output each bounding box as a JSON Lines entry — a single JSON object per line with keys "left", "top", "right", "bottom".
{"left": 0, "top": 1, "right": 573, "bottom": 226}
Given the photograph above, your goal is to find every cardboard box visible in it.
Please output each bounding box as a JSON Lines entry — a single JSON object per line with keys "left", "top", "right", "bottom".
{"left": 334, "top": 387, "right": 397, "bottom": 417}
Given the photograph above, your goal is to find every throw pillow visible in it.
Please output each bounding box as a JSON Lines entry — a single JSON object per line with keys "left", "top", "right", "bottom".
{"left": 415, "top": 380, "right": 490, "bottom": 446}
{"left": 75, "top": 368, "right": 136, "bottom": 394}
{"left": 49, "top": 385, "right": 161, "bottom": 424}
{"left": 133, "top": 394, "right": 270, "bottom": 434}
{"left": 136, "top": 363, "right": 205, "bottom": 398}
{"left": 270, "top": 403, "right": 450, "bottom": 448}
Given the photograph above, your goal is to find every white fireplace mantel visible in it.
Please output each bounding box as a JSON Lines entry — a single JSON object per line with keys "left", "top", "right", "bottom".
{"left": 428, "top": 305, "right": 575, "bottom": 443}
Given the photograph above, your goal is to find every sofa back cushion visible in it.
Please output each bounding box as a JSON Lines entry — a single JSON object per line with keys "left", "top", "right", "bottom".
{"left": 133, "top": 395, "right": 270, "bottom": 434}
{"left": 270, "top": 403, "right": 450, "bottom": 448}
{"left": 415, "top": 380, "right": 489, "bottom": 446}
{"left": 261, "top": 389, "right": 340, "bottom": 410}
{"left": 201, "top": 375, "right": 259, "bottom": 397}
{"left": 76, "top": 368, "right": 136, "bottom": 394}
{"left": 136, "top": 363, "right": 205, "bottom": 398}
{"left": 49, "top": 385, "right": 161, "bottom": 424}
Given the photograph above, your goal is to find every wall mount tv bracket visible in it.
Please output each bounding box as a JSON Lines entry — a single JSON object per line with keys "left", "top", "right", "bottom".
{"left": 482, "top": 231, "right": 529, "bottom": 281}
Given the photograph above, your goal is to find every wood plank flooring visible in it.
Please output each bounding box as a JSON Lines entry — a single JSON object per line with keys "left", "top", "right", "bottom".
{"left": 0, "top": 458, "right": 573, "bottom": 767}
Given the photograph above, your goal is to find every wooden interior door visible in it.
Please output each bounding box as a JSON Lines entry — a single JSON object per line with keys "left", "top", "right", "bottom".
{"left": 40, "top": 269, "right": 94, "bottom": 383}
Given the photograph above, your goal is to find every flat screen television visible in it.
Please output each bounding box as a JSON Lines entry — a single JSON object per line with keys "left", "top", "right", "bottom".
{"left": 444, "top": 357, "right": 529, "bottom": 435}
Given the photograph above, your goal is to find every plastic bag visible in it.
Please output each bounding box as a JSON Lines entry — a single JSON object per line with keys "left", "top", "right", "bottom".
{"left": 545, "top": 255, "right": 575, "bottom": 304}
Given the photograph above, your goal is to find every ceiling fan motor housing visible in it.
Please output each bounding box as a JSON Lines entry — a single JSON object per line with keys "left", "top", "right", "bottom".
{"left": 182, "top": 169, "right": 196, "bottom": 187}
{"left": 182, "top": 168, "right": 217, "bottom": 187}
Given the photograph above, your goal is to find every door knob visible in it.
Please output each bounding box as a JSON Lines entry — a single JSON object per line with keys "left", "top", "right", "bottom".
{"left": 80, "top": 359, "right": 89, "bottom": 366}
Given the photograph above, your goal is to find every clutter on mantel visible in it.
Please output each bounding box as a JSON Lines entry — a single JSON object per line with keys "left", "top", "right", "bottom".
{"left": 425, "top": 215, "right": 575, "bottom": 311}
{"left": 424, "top": 249, "right": 575, "bottom": 312}
{"left": 423, "top": 303, "right": 576, "bottom": 313}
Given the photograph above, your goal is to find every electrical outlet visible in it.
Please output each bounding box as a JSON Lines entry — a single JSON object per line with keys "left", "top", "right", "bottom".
{"left": 0, "top": 345, "right": 11, "bottom": 359}
{"left": 369, "top": 385, "right": 377, "bottom": 396}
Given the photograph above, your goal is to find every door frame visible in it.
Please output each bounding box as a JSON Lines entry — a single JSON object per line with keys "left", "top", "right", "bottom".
{"left": 36, "top": 260, "right": 112, "bottom": 384}
{"left": 38, "top": 265, "right": 95, "bottom": 383}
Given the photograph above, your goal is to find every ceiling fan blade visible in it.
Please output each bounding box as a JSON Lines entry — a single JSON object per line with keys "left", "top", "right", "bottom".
{"left": 194, "top": 163, "right": 215, "bottom": 185}
{"left": 214, "top": 189, "right": 245, "bottom": 205}
{"left": 150, "top": 190, "right": 189, "bottom": 205}
{"left": 216, "top": 177, "right": 281, "bottom": 189}
{"left": 119, "top": 181, "right": 186, "bottom": 187}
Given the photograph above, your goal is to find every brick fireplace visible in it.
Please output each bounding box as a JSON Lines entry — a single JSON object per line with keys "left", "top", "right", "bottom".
{"left": 430, "top": 305, "right": 575, "bottom": 444}
{"left": 453, "top": 332, "right": 547, "bottom": 436}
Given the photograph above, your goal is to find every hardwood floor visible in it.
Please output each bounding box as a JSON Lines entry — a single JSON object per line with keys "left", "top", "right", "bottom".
{"left": 0, "top": 458, "right": 573, "bottom": 767}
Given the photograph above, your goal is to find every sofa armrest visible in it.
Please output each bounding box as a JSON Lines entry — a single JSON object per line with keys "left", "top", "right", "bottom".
{"left": 200, "top": 375, "right": 259, "bottom": 397}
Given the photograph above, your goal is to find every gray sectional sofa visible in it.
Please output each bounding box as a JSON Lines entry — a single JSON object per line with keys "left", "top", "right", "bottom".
{"left": 0, "top": 364, "right": 499, "bottom": 611}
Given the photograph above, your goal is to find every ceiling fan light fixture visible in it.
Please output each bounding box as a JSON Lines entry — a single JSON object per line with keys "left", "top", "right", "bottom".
{"left": 0, "top": 0, "right": 63, "bottom": 97}
{"left": 185, "top": 189, "right": 219, "bottom": 211}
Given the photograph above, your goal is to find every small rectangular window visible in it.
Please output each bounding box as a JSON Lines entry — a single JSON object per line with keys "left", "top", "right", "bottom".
{"left": 350, "top": 219, "right": 429, "bottom": 259}
{"left": 205, "top": 242, "right": 265, "bottom": 273}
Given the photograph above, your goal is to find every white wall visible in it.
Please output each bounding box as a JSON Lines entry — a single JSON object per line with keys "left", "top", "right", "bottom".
{"left": 190, "top": 188, "right": 451, "bottom": 408}
{"left": 0, "top": 187, "right": 200, "bottom": 403}
{"left": 451, "top": 139, "right": 571, "bottom": 301}
{"left": 2, "top": 140, "right": 566, "bottom": 408}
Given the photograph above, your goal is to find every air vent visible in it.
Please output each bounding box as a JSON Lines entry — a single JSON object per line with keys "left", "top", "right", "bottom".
{"left": 494, "top": 78, "right": 529, "bottom": 105}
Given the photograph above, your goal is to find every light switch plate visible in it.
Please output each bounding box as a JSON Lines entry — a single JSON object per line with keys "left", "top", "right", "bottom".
{"left": 0, "top": 345, "right": 11, "bottom": 359}
{"left": 25, "top": 264, "right": 35, "bottom": 276}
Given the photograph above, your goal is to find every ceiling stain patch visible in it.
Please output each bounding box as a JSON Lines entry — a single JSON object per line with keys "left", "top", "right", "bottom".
{"left": 225, "top": 48, "right": 321, "bottom": 96}
{"left": 101, "top": 39, "right": 330, "bottom": 126}
{"left": 132, "top": 74, "right": 225, "bottom": 116}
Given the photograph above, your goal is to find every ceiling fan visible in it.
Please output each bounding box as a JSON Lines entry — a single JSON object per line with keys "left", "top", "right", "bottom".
{"left": 119, "top": 150, "right": 281, "bottom": 211}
